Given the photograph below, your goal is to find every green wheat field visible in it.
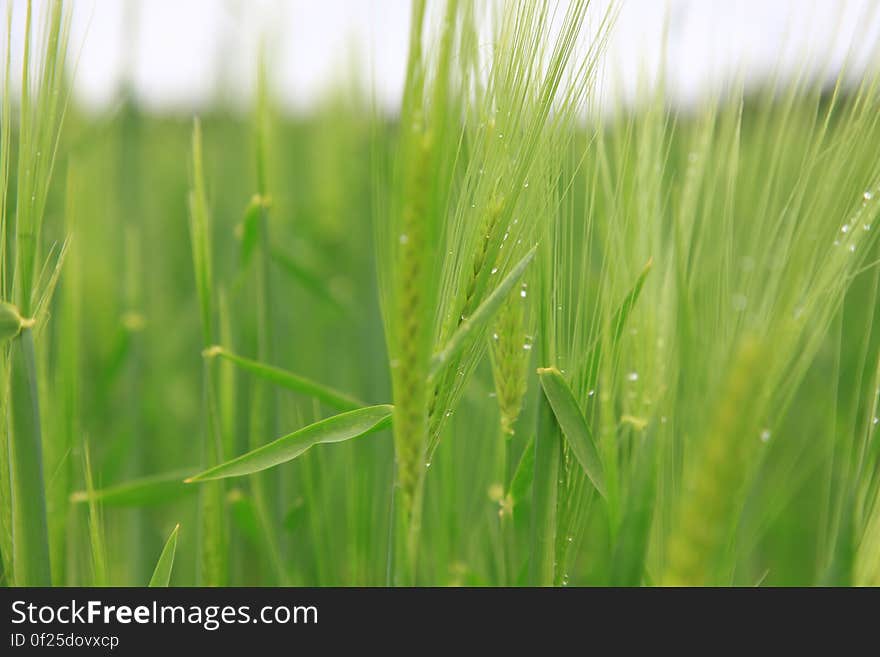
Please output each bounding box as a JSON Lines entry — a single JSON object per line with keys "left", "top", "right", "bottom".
{"left": 1, "top": 0, "right": 880, "bottom": 587}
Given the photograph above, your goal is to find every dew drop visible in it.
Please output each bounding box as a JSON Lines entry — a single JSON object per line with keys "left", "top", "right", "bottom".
{"left": 522, "top": 343, "right": 532, "bottom": 351}
{"left": 491, "top": 267, "right": 498, "bottom": 274}
{"left": 760, "top": 429, "right": 771, "bottom": 443}
{"left": 399, "top": 233, "right": 409, "bottom": 244}
{"left": 520, "top": 289, "right": 527, "bottom": 298}
{"left": 873, "top": 416, "right": 879, "bottom": 426}
{"left": 492, "top": 332, "right": 499, "bottom": 341}
{"left": 588, "top": 389, "right": 595, "bottom": 397}
{"left": 849, "top": 244, "right": 856, "bottom": 253}
{"left": 864, "top": 191, "right": 874, "bottom": 202}
{"left": 523, "top": 181, "right": 529, "bottom": 189}
{"left": 627, "top": 371, "right": 639, "bottom": 382}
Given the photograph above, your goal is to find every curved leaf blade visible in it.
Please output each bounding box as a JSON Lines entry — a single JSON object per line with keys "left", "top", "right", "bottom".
{"left": 537, "top": 367, "right": 606, "bottom": 498}
{"left": 70, "top": 469, "right": 198, "bottom": 507}
{"left": 186, "top": 405, "right": 394, "bottom": 483}
{"left": 609, "top": 256, "right": 653, "bottom": 347}
{"left": 269, "top": 246, "right": 350, "bottom": 316}
{"left": 148, "top": 524, "right": 180, "bottom": 587}
{"left": 204, "top": 346, "right": 364, "bottom": 412}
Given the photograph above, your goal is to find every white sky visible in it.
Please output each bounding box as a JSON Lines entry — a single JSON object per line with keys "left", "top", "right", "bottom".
{"left": 4, "top": 0, "right": 880, "bottom": 114}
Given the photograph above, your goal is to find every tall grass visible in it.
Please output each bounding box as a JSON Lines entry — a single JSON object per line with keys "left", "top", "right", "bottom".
{"left": 187, "top": 119, "right": 228, "bottom": 585}
{"left": 1, "top": 0, "right": 70, "bottom": 587}
{"left": 1, "top": 0, "right": 879, "bottom": 587}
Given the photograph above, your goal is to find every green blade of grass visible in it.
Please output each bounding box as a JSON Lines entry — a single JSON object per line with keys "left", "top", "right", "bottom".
{"left": 82, "top": 442, "right": 107, "bottom": 586}
{"left": 609, "top": 257, "right": 653, "bottom": 346}
{"left": 70, "top": 469, "right": 198, "bottom": 507}
{"left": 510, "top": 434, "right": 536, "bottom": 507}
{"left": 530, "top": 391, "right": 562, "bottom": 586}
{"left": 204, "top": 346, "right": 364, "bottom": 411}
{"left": 580, "top": 257, "right": 653, "bottom": 389}
{"left": 537, "top": 366, "right": 606, "bottom": 498}
{"left": 188, "top": 117, "right": 215, "bottom": 346}
{"left": 854, "top": 353, "right": 880, "bottom": 586}
{"left": 856, "top": 483, "right": 880, "bottom": 585}
{"left": 185, "top": 405, "right": 394, "bottom": 483}
{"left": 147, "top": 524, "right": 179, "bottom": 587}
{"left": 609, "top": 441, "right": 656, "bottom": 586}
{"left": 32, "top": 237, "right": 70, "bottom": 325}
{"left": 238, "top": 195, "right": 263, "bottom": 269}
{"left": 430, "top": 246, "right": 537, "bottom": 379}
{"left": 227, "top": 488, "right": 287, "bottom": 583}
{"left": 820, "top": 488, "right": 857, "bottom": 586}
{"left": 269, "top": 246, "right": 350, "bottom": 316}
{"left": 8, "top": 327, "right": 52, "bottom": 585}
{"left": 188, "top": 118, "right": 227, "bottom": 586}
{"left": 0, "top": 6, "right": 11, "bottom": 295}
